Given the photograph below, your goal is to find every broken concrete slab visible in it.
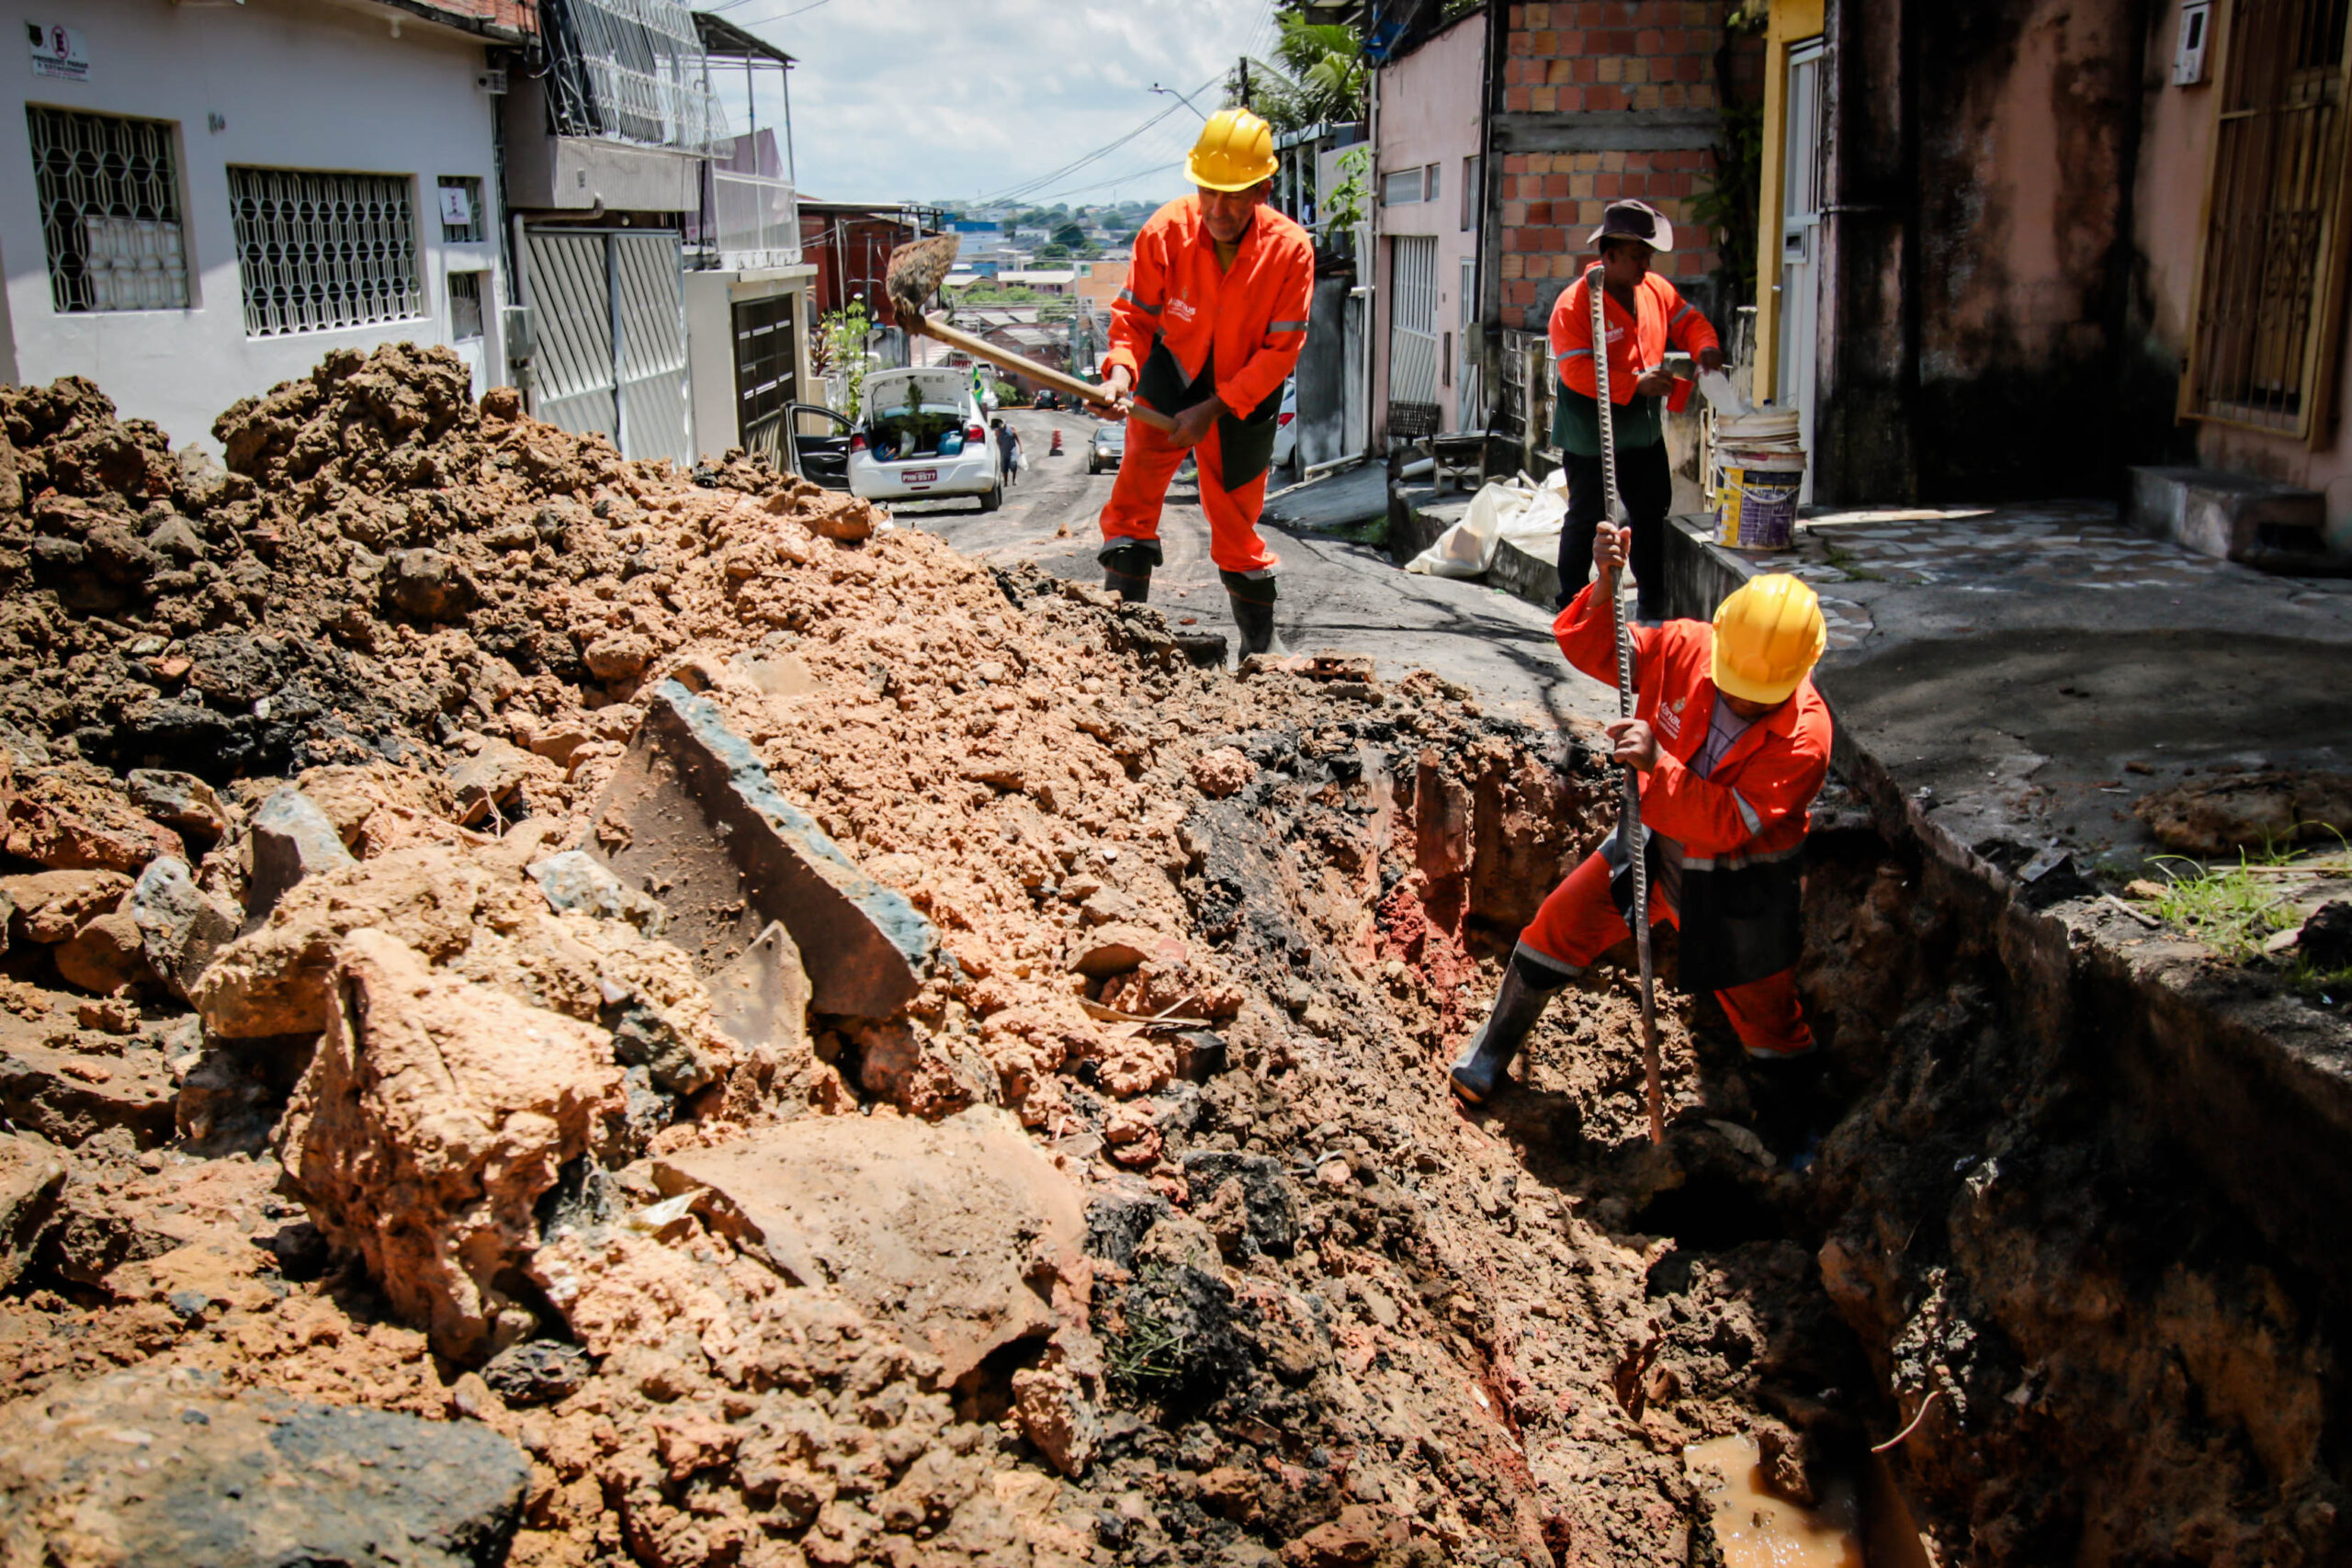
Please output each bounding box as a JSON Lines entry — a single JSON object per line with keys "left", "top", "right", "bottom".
{"left": 244, "top": 787, "right": 356, "bottom": 921}
{"left": 277, "top": 928, "right": 627, "bottom": 1359}
{"left": 588, "top": 680, "right": 936, "bottom": 1016}
{"left": 0, "top": 1368, "right": 529, "bottom": 1568}
{"left": 130, "top": 855, "right": 240, "bottom": 999}
{"left": 705, "top": 919, "right": 812, "bottom": 1056}
{"left": 655, "top": 1107, "right": 1084, "bottom": 1382}
{"left": 0, "top": 1132, "right": 66, "bottom": 1291}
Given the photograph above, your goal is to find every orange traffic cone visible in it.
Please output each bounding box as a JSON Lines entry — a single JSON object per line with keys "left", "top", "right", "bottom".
{"left": 1049, "top": 429, "right": 1064, "bottom": 457}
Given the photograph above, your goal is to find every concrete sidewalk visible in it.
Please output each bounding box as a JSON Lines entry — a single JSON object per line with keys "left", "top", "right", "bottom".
{"left": 1652, "top": 501, "right": 2352, "bottom": 878}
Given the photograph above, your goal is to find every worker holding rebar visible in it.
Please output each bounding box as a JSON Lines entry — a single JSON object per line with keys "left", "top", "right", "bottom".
{"left": 1550, "top": 200, "right": 1724, "bottom": 622}
{"left": 1087, "top": 107, "right": 1313, "bottom": 657}
{"left": 1450, "top": 520, "right": 1832, "bottom": 1113}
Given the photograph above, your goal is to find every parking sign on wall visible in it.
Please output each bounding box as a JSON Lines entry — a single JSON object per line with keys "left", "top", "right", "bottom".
{"left": 29, "top": 23, "right": 89, "bottom": 83}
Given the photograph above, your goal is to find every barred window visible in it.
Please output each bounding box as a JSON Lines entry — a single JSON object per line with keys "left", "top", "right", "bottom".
{"left": 227, "top": 166, "right": 424, "bottom": 338}
{"left": 27, "top": 105, "right": 189, "bottom": 312}
{"left": 448, "top": 269, "right": 485, "bottom": 342}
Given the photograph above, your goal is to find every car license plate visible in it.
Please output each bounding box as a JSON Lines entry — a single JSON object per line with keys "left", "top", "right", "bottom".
{"left": 903, "top": 468, "right": 937, "bottom": 482}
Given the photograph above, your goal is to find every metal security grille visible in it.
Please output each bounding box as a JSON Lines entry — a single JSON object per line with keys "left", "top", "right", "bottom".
{"left": 732, "top": 292, "right": 797, "bottom": 465}
{"left": 543, "top": 0, "right": 728, "bottom": 153}
{"left": 523, "top": 227, "right": 693, "bottom": 464}
{"left": 2185, "top": 0, "right": 2352, "bottom": 437}
{"left": 1388, "top": 234, "right": 1441, "bottom": 437}
{"left": 27, "top": 105, "right": 188, "bottom": 312}
{"left": 228, "top": 167, "right": 423, "bottom": 338}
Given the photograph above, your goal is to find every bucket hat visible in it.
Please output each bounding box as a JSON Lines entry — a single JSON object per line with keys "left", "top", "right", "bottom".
{"left": 1587, "top": 199, "right": 1673, "bottom": 254}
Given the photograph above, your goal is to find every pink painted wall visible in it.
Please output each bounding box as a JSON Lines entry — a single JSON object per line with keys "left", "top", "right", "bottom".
{"left": 1372, "top": 12, "right": 1485, "bottom": 440}
{"left": 2135, "top": 2, "right": 2352, "bottom": 547}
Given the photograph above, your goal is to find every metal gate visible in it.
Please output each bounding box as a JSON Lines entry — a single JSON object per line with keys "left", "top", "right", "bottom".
{"left": 731, "top": 292, "right": 797, "bottom": 467}
{"left": 1387, "top": 234, "right": 1440, "bottom": 437}
{"left": 523, "top": 228, "right": 694, "bottom": 464}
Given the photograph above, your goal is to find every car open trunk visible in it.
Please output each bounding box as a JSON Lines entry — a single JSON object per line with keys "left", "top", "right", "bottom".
{"left": 864, "top": 369, "right": 976, "bottom": 464}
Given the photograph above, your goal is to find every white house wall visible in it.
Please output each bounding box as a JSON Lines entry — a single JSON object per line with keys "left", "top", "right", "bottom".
{"left": 1372, "top": 14, "right": 1485, "bottom": 440}
{"left": 0, "top": 0, "right": 503, "bottom": 449}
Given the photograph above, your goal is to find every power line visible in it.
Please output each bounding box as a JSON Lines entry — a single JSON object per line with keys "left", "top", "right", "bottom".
{"left": 973, "top": 74, "right": 1219, "bottom": 207}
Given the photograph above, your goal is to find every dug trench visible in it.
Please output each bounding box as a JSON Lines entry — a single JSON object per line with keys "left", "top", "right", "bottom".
{"left": 0, "top": 345, "right": 2341, "bottom": 1567}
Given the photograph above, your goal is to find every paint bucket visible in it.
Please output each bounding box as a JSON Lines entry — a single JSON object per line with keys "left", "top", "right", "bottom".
{"left": 1715, "top": 447, "right": 1806, "bottom": 551}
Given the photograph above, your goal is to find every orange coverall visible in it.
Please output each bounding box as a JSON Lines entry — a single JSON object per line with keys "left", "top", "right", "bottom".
{"left": 1098, "top": 196, "right": 1314, "bottom": 579}
{"left": 1518, "top": 579, "right": 1834, "bottom": 1058}
{"left": 1546, "top": 268, "right": 1719, "bottom": 420}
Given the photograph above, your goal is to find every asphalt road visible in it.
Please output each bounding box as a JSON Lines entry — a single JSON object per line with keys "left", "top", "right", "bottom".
{"left": 884, "top": 407, "right": 1617, "bottom": 734}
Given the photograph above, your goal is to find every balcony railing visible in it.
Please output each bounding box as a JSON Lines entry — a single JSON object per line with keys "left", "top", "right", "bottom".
{"left": 692, "top": 169, "right": 800, "bottom": 270}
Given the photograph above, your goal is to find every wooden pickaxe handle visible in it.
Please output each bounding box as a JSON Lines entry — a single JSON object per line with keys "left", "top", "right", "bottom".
{"left": 914, "top": 313, "right": 1174, "bottom": 433}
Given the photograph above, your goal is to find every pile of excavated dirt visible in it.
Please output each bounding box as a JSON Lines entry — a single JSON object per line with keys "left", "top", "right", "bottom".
{"left": 0, "top": 346, "right": 1871, "bottom": 1568}
{"left": 9, "top": 345, "right": 2335, "bottom": 1567}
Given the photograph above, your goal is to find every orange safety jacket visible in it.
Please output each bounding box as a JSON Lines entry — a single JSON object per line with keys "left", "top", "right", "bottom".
{"left": 1102, "top": 196, "right": 1313, "bottom": 487}
{"left": 1555, "top": 578, "right": 1830, "bottom": 990}
{"left": 1546, "top": 270, "right": 1719, "bottom": 416}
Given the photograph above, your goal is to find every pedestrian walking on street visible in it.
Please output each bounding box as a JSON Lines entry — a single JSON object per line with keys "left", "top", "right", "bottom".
{"left": 1087, "top": 107, "right": 1313, "bottom": 657}
{"left": 1549, "top": 201, "right": 1725, "bottom": 622}
{"left": 993, "top": 417, "right": 1022, "bottom": 488}
{"left": 1450, "top": 519, "right": 1833, "bottom": 1121}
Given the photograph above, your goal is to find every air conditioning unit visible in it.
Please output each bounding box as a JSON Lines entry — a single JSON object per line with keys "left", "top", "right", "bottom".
{"left": 476, "top": 68, "right": 509, "bottom": 95}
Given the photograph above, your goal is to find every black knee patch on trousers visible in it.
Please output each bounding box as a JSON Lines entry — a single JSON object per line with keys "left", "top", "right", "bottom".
{"left": 1509, "top": 948, "right": 1577, "bottom": 992}
{"left": 1100, "top": 540, "right": 1163, "bottom": 570}
{"left": 1218, "top": 568, "right": 1277, "bottom": 604}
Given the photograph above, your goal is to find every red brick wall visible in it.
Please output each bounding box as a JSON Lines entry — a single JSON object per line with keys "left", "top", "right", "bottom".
{"left": 1496, "top": 2, "right": 1751, "bottom": 329}
{"left": 405, "top": 0, "right": 539, "bottom": 39}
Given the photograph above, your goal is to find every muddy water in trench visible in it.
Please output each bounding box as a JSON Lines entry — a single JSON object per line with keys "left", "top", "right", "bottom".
{"left": 1685, "top": 1436, "right": 1863, "bottom": 1567}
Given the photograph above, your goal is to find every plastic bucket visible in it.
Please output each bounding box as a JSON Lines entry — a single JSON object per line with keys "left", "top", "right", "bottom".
{"left": 1715, "top": 448, "right": 1805, "bottom": 551}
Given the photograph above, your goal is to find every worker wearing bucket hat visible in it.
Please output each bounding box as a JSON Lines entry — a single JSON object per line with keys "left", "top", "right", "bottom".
{"left": 1450, "top": 518, "right": 1833, "bottom": 1122}
{"left": 1090, "top": 107, "right": 1313, "bottom": 658}
{"left": 1547, "top": 199, "right": 1725, "bottom": 622}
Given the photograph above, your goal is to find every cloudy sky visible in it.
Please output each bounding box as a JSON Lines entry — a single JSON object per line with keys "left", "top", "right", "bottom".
{"left": 707, "top": 0, "right": 1281, "bottom": 209}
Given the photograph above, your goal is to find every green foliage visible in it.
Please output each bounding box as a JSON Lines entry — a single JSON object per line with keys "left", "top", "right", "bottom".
{"left": 1104, "top": 1269, "right": 1194, "bottom": 1397}
{"left": 2147, "top": 854, "right": 2301, "bottom": 962}
{"left": 1323, "top": 146, "right": 1372, "bottom": 245}
{"left": 1727, "top": 0, "right": 1770, "bottom": 33}
{"left": 1238, "top": 13, "right": 1367, "bottom": 134}
{"left": 811, "top": 299, "right": 873, "bottom": 422}
{"left": 1695, "top": 105, "right": 1765, "bottom": 310}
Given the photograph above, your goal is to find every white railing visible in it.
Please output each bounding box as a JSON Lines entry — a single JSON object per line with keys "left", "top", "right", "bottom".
{"left": 710, "top": 170, "right": 800, "bottom": 269}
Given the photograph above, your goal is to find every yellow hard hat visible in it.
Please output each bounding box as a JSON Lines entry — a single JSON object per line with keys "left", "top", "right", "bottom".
{"left": 1187, "top": 107, "right": 1277, "bottom": 191}
{"left": 1712, "top": 573, "right": 1826, "bottom": 705}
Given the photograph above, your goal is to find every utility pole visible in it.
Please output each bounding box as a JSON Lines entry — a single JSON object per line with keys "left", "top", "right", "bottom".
{"left": 1238, "top": 56, "right": 1250, "bottom": 108}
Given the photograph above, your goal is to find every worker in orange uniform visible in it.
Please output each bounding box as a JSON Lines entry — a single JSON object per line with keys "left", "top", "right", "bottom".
{"left": 1450, "top": 519, "right": 1833, "bottom": 1116}
{"left": 1550, "top": 200, "right": 1724, "bottom": 622}
{"left": 1088, "top": 107, "right": 1313, "bottom": 656}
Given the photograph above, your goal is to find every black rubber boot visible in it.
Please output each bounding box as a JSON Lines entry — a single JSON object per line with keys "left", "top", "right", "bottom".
{"left": 1220, "top": 570, "right": 1278, "bottom": 657}
{"left": 1102, "top": 543, "right": 1156, "bottom": 604}
{"left": 1449, "top": 958, "right": 1560, "bottom": 1103}
{"left": 1747, "top": 1050, "right": 1827, "bottom": 1151}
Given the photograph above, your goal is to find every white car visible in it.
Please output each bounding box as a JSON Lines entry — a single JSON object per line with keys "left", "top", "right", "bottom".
{"left": 1272, "top": 378, "right": 1298, "bottom": 472}
{"left": 848, "top": 367, "right": 1002, "bottom": 512}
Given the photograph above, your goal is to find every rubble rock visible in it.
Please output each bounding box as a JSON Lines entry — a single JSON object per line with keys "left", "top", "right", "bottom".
{"left": 2134, "top": 770, "right": 2352, "bottom": 855}
{"left": 1012, "top": 1356, "right": 1101, "bottom": 1478}
{"left": 244, "top": 787, "right": 357, "bottom": 920}
{"left": 383, "top": 547, "right": 479, "bottom": 621}
{"left": 123, "top": 767, "right": 232, "bottom": 840}
{"left": 582, "top": 631, "right": 655, "bottom": 683}
{"left": 656, "top": 1107, "right": 1084, "bottom": 1382}
{"left": 480, "top": 1337, "right": 593, "bottom": 1406}
{"left": 54, "top": 905, "right": 150, "bottom": 995}
{"left": 589, "top": 681, "right": 936, "bottom": 1015}
{"left": 0, "top": 1032, "right": 177, "bottom": 1147}
{"left": 293, "top": 761, "right": 465, "bottom": 859}
{"left": 446, "top": 738, "right": 558, "bottom": 828}
{"left": 0, "top": 1132, "right": 67, "bottom": 1291}
{"left": 1190, "top": 746, "right": 1257, "bottom": 798}
{"left": 4, "top": 773, "right": 183, "bottom": 874}
{"left": 529, "top": 848, "right": 666, "bottom": 934}
{"left": 1181, "top": 1151, "right": 1300, "bottom": 1259}
{"left": 2295, "top": 901, "right": 2352, "bottom": 969}
{"left": 130, "top": 854, "right": 240, "bottom": 998}
{"left": 0, "top": 1369, "right": 529, "bottom": 1568}
{"left": 3, "top": 868, "right": 132, "bottom": 944}
{"left": 277, "top": 928, "right": 627, "bottom": 1359}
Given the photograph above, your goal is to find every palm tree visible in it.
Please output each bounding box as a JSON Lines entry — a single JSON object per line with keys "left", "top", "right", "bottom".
{"left": 1232, "top": 14, "right": 1366, "bottom": 132}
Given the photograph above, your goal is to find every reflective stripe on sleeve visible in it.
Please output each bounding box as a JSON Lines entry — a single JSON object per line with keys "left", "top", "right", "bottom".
{"left": 1730, "top": 790, "right": 1764, "bottom": 835}
{"left": 1267, "top": 319, "right": 1309, "bottom": 333}
{"left": 1557, "top": 347, "right": 1593, "bottom": 360}
{"left": 1669, "top": 303, "right": 1696, "bottom": 328}
{"left": 1117, "top": 288, "right": 1161, "bottom": 315}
